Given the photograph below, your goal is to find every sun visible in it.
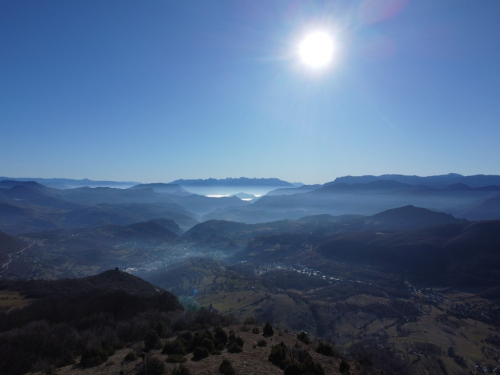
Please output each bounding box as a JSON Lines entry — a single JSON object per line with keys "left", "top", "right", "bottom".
{"left": 299, "top": 31, "right": 335, "bottom": 68}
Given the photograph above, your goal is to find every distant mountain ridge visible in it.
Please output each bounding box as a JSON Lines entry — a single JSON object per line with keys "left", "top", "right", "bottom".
{"left": 129, "top": 183, "right": 190, "bottom": 195}
{"left": 4, "top": 174, "right": 500, "bottom": 190}
{"left": 329, "top": 173, "right": 500, "bottom": 188}
{"left": 459, "top": 195, "right": 500, "bottom": 221}
{"left": 266, "top": 184, "right": 321, "bottom": 196}
{"left": 207, "top": 177, "right": 500, "bottom": 223}
{"left": 3, "top": 175, "right": 500, "bottom": 231}
{"left": 0, "top": 180, "right": 50, "bottom": 190}
{"left": 170, "top": 177, "right": 294, "bottom": 187}
{"left": 0, "top": 177, "right": 140, "bottom": 189}
{"left": 168, "top": 178, "right": 296, "bottom": 197}
{"left": 0, "top": 183, "right": 84, "bottom": 210}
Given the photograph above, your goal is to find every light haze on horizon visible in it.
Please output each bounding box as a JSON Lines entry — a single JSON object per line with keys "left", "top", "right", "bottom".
{"left": 1, "top": 0, "right": 500, "bottom": 185}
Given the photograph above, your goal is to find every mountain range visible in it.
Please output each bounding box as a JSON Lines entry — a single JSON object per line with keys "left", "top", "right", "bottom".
{"left": 329, "top": 173, "right": 500, "bottom": 188}
{"left": 208, "top": 179, "right": 500, "bottom": 223}
{"left": 2, "top": 174, "right": 500, "bottom": 375}
{"left": 0, "top": 176, "right": 139, "bottom": 189}
{"left": 170, "top": 177, "right": 295, "bottom": 187}
{"left": 2, "top": 175, "right": 500, "bottom": 237}
{"left": 169, "top": 177, "right": 297, "bottom": 196}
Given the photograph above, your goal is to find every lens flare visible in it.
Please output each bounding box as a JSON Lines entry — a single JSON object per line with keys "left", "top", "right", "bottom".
{"left": 299, "top": 32, "right": 335, "bottom": 68}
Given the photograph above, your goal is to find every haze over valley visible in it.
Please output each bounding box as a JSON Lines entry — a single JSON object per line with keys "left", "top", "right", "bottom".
{"left": 2, "top": 173, "right": 500, "bottom": 374}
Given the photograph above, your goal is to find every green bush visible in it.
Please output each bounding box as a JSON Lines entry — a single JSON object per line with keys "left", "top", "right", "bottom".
{"left": 236, "top": 336, "right": 244, "bottom": 347}
{"left": 176, "top": 337, "right": 190, "bottom": 350}
{"left": 179, "top": 331, "right": 193, "bottom": 343}
{"left": 252, "top": 327, "right": 260, "bottom": 334}
{"left": 243, "top": 316, "right": 259, "bottom": 325}
{"left": 166, "top": 354, "right": 187, "bottom": 363}
{"left": 227, "top": 342, "right": 243, "bottom": 353}
{"left": 225, "top": 330, "right": 244, "bottom": 353}
{"left": 228, "top": 331, "right": 237, "bottom": 343}
{"left": 227, "top": 332, "right": 244, "bottom": 347}
{"left": 302, "top": 358, "right": 325, "bottom": 375}
{"left": 124, "top": 351, "right": 138, "bottom": 362}
{"left": 156, "top": 321, "right": 167, "bottom": 337}
{"left": 144, "top": 329, "right": 162, "bottom": 350}
{"left": 219, "top": 359, "right": 236, "bottom": 375}
{"left": 297, "top": 332, "right": 310, "bottom": 345}
{"left": 257, "top": 339, "right": 267, "bottom": 347}
{"left": 202, "top": 338, "right": 215, "bottom": 352}
{"left": 102, "top": 343, "right": 116, "bottom": 357}
{"left": 263, "top": 322, "right": 274, "bottom": 337}
{"left": 80, "top": 347, "right": 108, "bottom": 368}
{"left": 289, "top": 347, "right": 312, "bottom": 364}
{"left": 143, "top": 357, "right": 166, "bottom": 375}
{"left": 55, "top": 352, "right": 76, "bottom": 367}
{"left": 214, "top": 327, "right": 228, "bottom": 346}
{"left": 283, "top": 350, "right": 324, "bottom": 375}
{"left": 189, "top": 330, "right": 213, "bottom": 352}
{"left": 340, "top": 359, "right": 351, "bottom": 375}
{"left": 284, "top": 361, "right": 303, "bottom": 375}
{"left": 268, "top": 342, "right": 288, "bottom": 369}
{"left": 192, "top": 346, "right": 209, "bottom": 361}
{"left": 316, "top": 342, "right": 336, "bottom": 357}
{"left": 172, "top": 363, "right": 191, "bottom": 375}
{"left": 163, "top": 340, "right": 187, "bottom": 355}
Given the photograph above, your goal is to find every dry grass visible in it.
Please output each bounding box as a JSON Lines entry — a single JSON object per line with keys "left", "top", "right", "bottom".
{"left": 46, "top": 325, "right": 353, "bottom": 375}
{"left": 0, "top": 290, "right": 31, "bottom": 312}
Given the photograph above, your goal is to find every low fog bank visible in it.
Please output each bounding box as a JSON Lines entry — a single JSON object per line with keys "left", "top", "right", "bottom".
{"left": 201, "top": 183, "right": 500, "bottom": 224}
{"left": 180, "top": 185, "right": 288, "bottom": 197}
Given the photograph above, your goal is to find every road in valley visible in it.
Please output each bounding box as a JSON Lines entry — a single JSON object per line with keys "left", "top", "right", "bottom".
{"left": 0, "top": 242, "right": 34, "bottom": 275}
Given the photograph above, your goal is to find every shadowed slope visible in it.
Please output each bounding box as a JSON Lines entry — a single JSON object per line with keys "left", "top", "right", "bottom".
{"left": 316, "top": 220, "right": 500, "bottom": 285}
{"left": 0, "top": 230, "right": 27, "bottom": 266}
{"left": 366, "top": 205, "right": 465, "bottom": 230}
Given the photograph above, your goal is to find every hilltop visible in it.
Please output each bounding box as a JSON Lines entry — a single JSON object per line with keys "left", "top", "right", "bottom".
{"left": 366, "top": 205, "right": 465, "bottom": 229}
{"left": 50, "top": 323, "right": 356, "bottom": 375}
{"left": 0, "top": 270, "right": 181, "bottom": 375}
{"left": 0, "top": 270, "right": 362, "bottom": 375}
{"left": 1, "top": 268, "right": 170, "bottom": 299}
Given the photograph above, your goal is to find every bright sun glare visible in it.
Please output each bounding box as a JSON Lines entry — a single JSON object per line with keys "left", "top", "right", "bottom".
{"left": 299, "top": 31, "right": 335, "bottom": 68}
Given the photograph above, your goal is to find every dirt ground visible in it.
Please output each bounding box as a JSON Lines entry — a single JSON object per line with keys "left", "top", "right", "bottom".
{"left": 46, "top": 325, "right": 353, "bottom": 375}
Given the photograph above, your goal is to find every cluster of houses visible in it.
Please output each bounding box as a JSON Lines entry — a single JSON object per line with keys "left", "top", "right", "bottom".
{"left": 453, "top": 302, "right": 489, "bottom": 320}
{"left": 474, "top": 360, "right": 499, "bottom": 374}
{"left": 257, "top": 262, "right": 344, "bottom": 283}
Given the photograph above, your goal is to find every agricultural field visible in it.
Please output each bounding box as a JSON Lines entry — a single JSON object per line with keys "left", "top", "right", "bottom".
{"left": 0, "top": 291, "right": 31, "bottom": 313}
{"left": 140, "top": 260, "right": 500, "bottom": 374}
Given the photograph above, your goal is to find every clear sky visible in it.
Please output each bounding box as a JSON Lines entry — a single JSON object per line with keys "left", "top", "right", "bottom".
{"left": 1, "top": 0, "right": 499, "bottom": 184}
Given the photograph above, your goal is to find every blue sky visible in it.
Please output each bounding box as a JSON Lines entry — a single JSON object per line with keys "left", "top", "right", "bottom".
{"left": 1, "top": 0, "right": 499, "bottom": 184}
